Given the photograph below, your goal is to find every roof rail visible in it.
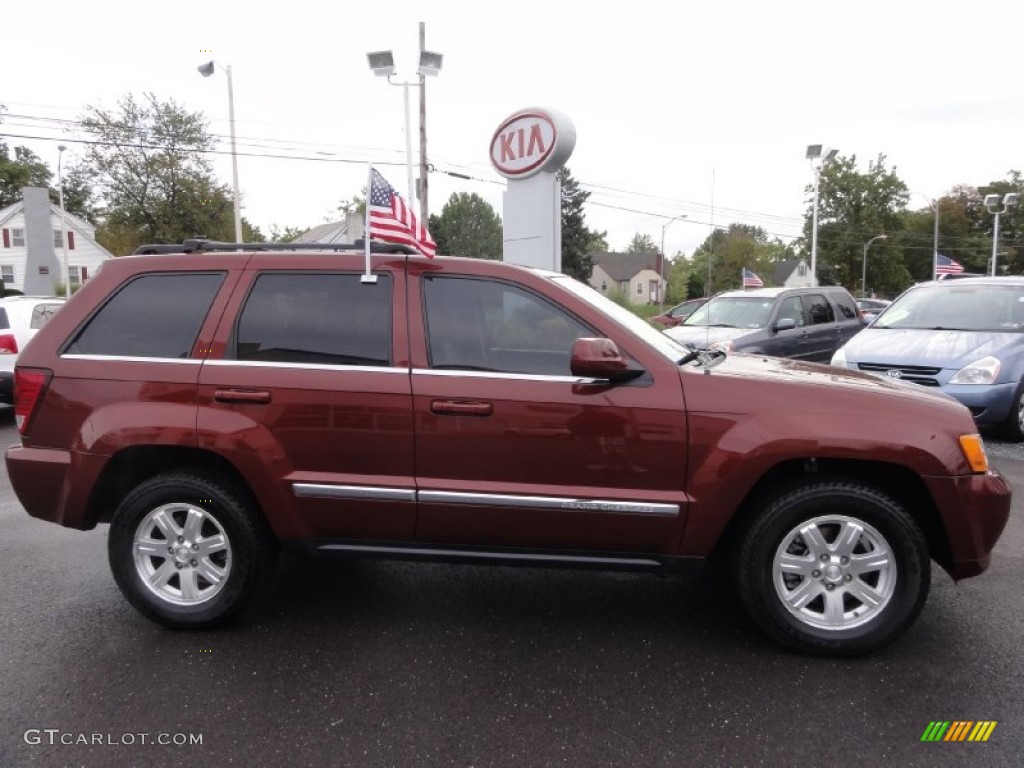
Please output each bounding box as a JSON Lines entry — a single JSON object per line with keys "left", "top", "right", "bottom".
{"left": 131, "top": 239, "right": 418, "bottom": 256}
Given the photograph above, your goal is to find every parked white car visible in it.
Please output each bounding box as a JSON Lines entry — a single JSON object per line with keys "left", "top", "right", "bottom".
{"left": 0, "top": 296, "right": 66, "bottom": 403}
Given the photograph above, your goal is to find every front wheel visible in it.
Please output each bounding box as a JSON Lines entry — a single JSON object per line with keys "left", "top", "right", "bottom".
{"left": 998, "top": 382, "right": 1024, "bottom": 442}
{"left": 734, "top": 481, "right": 930, "bottom": 656}
{"left": 108, "top": 472, "right": 277, "bottom": 628}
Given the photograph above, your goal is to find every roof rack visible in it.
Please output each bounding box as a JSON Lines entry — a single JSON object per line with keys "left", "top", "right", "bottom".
{"left": 131, "top": 238, "right": 418, "bottom": 256}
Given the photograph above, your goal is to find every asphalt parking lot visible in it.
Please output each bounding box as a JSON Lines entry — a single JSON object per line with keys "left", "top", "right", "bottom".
{"left": 0, "top": 415, "right": 1021, "bottom": 768}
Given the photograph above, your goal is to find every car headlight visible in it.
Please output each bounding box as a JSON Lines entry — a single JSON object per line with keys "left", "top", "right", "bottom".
{"left": 949, "top": 355, "right": 1001, "bottom": 385}
{"left": 831, "top": 347, "right": 848, "bottom": 368}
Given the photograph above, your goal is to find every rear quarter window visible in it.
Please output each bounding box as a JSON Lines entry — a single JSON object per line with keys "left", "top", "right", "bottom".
{"left": 831, "top": 292, "right": 860, "bottom": 321}
{"left": 65, "top": 273, "right": 225, "bottom": 358}
{"left": 30, "top": 303, "right": 63, "bottom": 329}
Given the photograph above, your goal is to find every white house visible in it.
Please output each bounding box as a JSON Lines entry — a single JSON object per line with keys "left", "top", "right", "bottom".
{"left": 0, "top": 187, "right": 112, "bottom": 295}
{"left": 773, "top": 259, "right": 818, "bottom": 288}
{"left": 589, "top": 252, "right": 665, "bottom": 305}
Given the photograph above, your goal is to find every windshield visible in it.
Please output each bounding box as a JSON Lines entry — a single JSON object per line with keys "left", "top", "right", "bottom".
{"left": 552, "top": 275, "right": 687, "bottom": 362}
{"left": 683, "top": 296, "right": 775, "bottom": 329}
{"left": 874, "top": 284, "right": 1024, "bottom": 331}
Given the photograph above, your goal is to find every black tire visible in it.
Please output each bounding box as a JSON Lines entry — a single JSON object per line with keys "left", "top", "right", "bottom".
{"left": 734, "top": 480, "right": 930, "bottom": 657}
{"left": 998, "top": 382, "right": 1024, "bottom": 442}
{"left": 108, "top": 472, "right": 277, "bottom": 629}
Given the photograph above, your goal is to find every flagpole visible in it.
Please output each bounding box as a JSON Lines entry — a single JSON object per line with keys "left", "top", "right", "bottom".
{"left": 362, "top": 164, "right": 377, "bottom": 284}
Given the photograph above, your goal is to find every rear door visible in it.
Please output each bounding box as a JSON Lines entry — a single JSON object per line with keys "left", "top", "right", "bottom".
{"left": 197, "top": 257, "right": 417, "bottom": 542}
{"left": 407, "top": 267, "right": 688, "bottom": 555}
{"left": 829, "top": 291, "right": 863, "bottom": 347}
{"left": 800, "top": 293, "right": 838, "bottom": 362}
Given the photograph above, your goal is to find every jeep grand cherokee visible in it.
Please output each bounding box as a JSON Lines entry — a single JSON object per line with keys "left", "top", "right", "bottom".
{"left": 5, "top": 245, "right": 1011, "bottom": 656}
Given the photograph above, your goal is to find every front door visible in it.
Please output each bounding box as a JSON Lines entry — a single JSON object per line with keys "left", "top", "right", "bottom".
{"left": 408, "top": 271, "right": 688, "bottom": 555}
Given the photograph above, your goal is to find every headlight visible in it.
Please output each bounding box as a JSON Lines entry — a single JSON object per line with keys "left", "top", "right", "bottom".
{"left": 949, "top": 356, "right": 1001, "bottom": 385}
{"left": 831, "top": 347, "right": 848, "bottom": 368}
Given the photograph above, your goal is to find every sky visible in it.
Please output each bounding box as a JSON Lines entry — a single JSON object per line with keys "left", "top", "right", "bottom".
{"left": 3, "top": 0, "right": 1023, "bottom": 259}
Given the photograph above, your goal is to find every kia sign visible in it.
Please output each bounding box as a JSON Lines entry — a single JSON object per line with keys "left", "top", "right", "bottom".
{"left": 489, "top": 108, "right": 576, "bottom": 179}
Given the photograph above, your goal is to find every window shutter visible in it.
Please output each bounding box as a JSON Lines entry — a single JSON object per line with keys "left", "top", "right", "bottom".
{"left": 82, "top": 266, "right": 88, "bottom": 281}
{"left": 68, "top": 231, "right": 76, "bottom": 250}
{"left": 2, "top": 229, "right": 8, "bottom": 249}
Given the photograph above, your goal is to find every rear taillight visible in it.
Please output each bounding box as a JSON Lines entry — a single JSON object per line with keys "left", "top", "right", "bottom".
{"left": 0, "top": 333, "right": 18, "bottom": 354}
{"left": 14, "top": 368, "right": 52, "bottom": 435}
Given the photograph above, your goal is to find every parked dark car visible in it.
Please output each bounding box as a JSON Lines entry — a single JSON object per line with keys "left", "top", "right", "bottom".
{"left": 834, "top": 277, "right": 1024, "bottom": 440}
{"left": 665, "top": 286, "right": 863, "bottom": 362}
{"left": 4, "top": 243, "right": 1010, "bottom": 657}
{"left": 650, "top": 298, "right": 707, "bottom": 328}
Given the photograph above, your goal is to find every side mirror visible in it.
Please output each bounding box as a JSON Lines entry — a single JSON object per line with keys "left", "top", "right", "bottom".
{"left": 774, "top": 318, "right": 797, "bottom": 332}
{"left": 570, "top": 338, "right": 643, "bottom": 383}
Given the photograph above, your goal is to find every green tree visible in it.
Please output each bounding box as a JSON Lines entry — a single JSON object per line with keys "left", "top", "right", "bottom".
{"left": 692, "top": 223, "right": 775, "bottom": 293}
{"left": 806, "top": 153, "right": 909, "bottom": 295}
{"left": 0, "top": 143, "right": 52, "bottom": 209}
{"left": 267, "top": 224, "right": 307, "bottom": 242}
{"left": 427, "top": 192, "right": 502, "bottom": 258}
{"left": 558, "top": 167, "right": 604, "bottom": 281}
{"left": 625, "top": 232, "right": 659, "bottom": 254}
{"left": 79, "top": 92, "right": 236, "bottom": 253}
{"left": 338, "top": 194, "right": 366, "bottom": 217}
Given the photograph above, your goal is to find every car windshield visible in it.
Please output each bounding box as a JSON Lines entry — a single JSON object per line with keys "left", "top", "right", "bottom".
{"left": 874, "top": 284, "right": 1024, "bottom": 331}
{"left": 683, "top": 296, "right": 775, "bottom": 329}
{"left": 552, "top": 275, "right": 687, "bottom": 362}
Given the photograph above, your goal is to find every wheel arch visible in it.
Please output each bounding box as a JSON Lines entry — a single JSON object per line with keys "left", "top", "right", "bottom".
{"left": 709, "top": 457, "right": 953, "bottom": 574}
{"left": 85, "top": 446, "right": 266, "bottom": 530}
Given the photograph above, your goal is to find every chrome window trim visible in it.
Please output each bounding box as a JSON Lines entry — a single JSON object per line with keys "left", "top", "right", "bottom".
{"left": 317, "top": 543, "right": 661, "bottom": 567}
{"left": 61, "top": 354, "right": 204, "bottom": 365}
{"left": 293, "top": 484, "right": 415, "bottom": 502}
{"left": 206, "top": 359, "right": 407, "bottom": 373}
{"left": 413, "top": 368, "right": 601, "bottom": 385}
{"left": 419, "top": 490, "right": 679, "bottom": 517}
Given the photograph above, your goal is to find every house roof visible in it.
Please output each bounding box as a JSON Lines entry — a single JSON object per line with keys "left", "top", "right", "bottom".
{"left": 0, "top": 199, "right": 96, "bottom": 235}
{"left": 295, "top": 220, "right": 350, "bottom": 244}
{"left": 590, "top": 251, "right": 660, "bottom": 282}
{"left": 774, "top": 259, "right": 802, "bottom": 285}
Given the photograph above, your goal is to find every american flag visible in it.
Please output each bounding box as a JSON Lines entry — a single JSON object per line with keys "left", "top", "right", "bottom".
{"left": 367, "top": 168, "right": 437, "bottom": 258}
{"left": 742, "top": 268, "right": 764, "bottom": 288}
{"left": 935, "top": 253, "right": 964, "bottom": 275}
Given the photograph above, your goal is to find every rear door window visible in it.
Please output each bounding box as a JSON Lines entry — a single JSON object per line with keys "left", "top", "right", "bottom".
{"left": 65, "top": 273, "right": 225, "bottom": 358}
{"left": 830, "top": 292, "right": 859, "bottom": 322}
{"left": 802, "top": 294, "right": 836, "bottom": 325}
{"left": 233, "top": 273, "right": 392, "bottom": 366}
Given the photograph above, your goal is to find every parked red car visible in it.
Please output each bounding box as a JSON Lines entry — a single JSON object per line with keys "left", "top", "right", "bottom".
{"left": 649, "top": 298, "right": 707, "bottom": 327}
{"left": 5, "top": 242, "right": 1011, "bottom": 656}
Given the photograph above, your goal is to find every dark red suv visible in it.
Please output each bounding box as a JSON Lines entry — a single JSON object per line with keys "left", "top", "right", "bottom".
{"left": 5, "top": 244, "right": 1012, "bottom": 656}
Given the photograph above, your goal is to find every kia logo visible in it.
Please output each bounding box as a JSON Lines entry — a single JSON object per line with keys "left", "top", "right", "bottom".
{"left": 886, "top": 370, "right": 903, "bottom": 379}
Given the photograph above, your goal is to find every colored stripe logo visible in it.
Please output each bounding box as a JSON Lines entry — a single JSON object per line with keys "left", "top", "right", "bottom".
{"left": 921, "top": 721, "right": 997, "bottom": 742}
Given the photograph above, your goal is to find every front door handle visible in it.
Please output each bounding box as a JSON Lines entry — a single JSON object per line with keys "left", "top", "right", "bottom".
{"left": 215, "top": 388, "right": 272, "bottom": 404}
{"left": 430, "top": 399, "right": 493, "bottom": 417}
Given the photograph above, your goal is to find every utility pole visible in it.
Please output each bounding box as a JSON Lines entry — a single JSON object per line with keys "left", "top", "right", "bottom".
{"left": 418, "top": 21, "right": 429, "bottom": 224}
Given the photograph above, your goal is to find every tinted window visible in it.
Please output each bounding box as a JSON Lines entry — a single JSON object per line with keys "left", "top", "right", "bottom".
{"left": 235, "top": 273, "right": 391, "bottom": 366}
{"left": 67, "top": 273, "right": 224, "bottom": 358}
{"left": 802, "top": 294, "right": 835, "bottom": 325}
{"left": 831, "top": 292, "right": 859, "bottom": 320}
{"left": 0, "top": 308, "right": 8, "bottom": 331}
{"left": 424, "top": 276, "right": 592, "bottom": 375}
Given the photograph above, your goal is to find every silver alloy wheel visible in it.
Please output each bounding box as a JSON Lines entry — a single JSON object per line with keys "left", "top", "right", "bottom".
{"left": 132, "top": 503, "right": 232, "bottom": 606}
{"left": 772, "top": 515, "right": 896, "bottom": 631}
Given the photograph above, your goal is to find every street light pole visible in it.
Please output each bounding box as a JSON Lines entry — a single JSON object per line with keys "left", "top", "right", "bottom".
{"left": 861, "top": 234, "right": 887, "bottom": 296}
{"left": 984, "top": 193, "right": 1020, "bottom": 276}
{"left": 57, "top": 145, "right": 70, "bottom": 298}
{"left": 806, "top": 145, "right": 838, "bottom": 285}
{"left": 198, "top": 60, "right": 243, "bottom": 243}
{"left": 660, "top": 214, "right": 687, "bottom": 309}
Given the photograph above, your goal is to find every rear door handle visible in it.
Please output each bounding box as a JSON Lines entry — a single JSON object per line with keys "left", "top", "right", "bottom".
{"left": 215, "top": 388, "right": 272, "bottom": 404}
{"left": 430, "top": 399, "right": 493, "bottom": 416}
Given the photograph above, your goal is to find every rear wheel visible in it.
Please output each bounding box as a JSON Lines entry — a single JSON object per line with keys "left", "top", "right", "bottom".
{"left": 734, "top": 480, "right": 930, "bottom": 656}
{"left": 108, "top": 473, "right": 276, "bottom": 628}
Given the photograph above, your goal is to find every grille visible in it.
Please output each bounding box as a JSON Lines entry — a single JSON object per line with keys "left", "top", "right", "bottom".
{"left": 857, "top": 362, "right": 941, "bottom": 386}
